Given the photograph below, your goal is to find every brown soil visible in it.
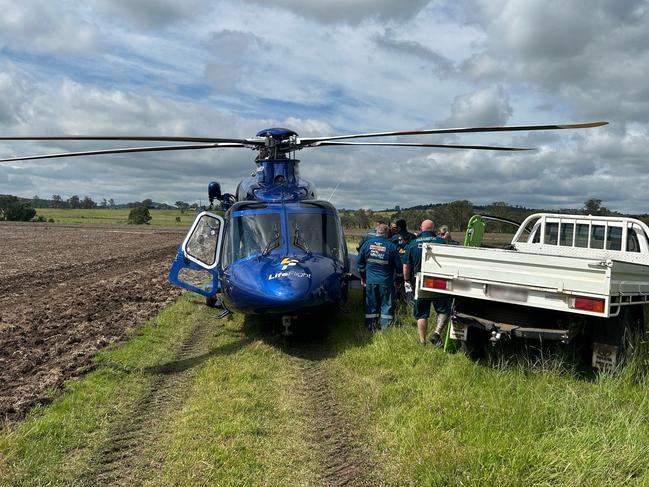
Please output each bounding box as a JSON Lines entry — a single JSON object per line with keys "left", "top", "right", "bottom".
{"left": 0, "top": 222, "right": 186, "bottom": 423}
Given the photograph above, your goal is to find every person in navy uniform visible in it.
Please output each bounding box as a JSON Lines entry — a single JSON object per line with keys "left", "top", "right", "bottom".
{"left": 357, "top": 223, "right": 403, "bottom": 331}
{"left": 390, "top": 219, "right": 417, "bottom": 263}
{"left": 356, "top": 219, "right": 387, "bottom": 252}
{"left": 403, "top": 219, "right": 453, "bottom": 345}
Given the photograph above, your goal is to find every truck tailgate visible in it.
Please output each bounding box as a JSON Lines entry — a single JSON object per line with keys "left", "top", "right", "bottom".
{"left": 418, "top": 244, "right": 614, "bottom": 317}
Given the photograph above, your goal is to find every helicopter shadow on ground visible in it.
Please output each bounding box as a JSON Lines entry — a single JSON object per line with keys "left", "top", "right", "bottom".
{"left": 241, "top": 301, "right": 374, "bottom": 362}
{"left": 142, "top": 319, "right": 255, "bottom": 377}
{"left": 138, "top": 298, "right": 372, "bottom": 378}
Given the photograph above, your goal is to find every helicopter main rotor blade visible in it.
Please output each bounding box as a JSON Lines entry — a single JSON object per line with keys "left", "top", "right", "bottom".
{"left": 314, "top": 141, "right": 533, "bottom": 151}
{"left": 299, "top": 121, "right": 608, "bottom": 144}
{"left": 0, "top": 135, "right": 259, "bottom": 144}
{"left": 0, "top": 143, "right": 248, "bottom": 163}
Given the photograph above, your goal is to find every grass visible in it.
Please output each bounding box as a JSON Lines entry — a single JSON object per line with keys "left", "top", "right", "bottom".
{"left": 34, "top": 208, "right": 202, "bottom": 226}
{"left": 326, "top": 300, "right": 649, "bottom": 485}
{"left": 2, "top": 291, "right": 649, "bottom": 485}
{"left": 0, "top": 295, "right": 318, "bottom": 486}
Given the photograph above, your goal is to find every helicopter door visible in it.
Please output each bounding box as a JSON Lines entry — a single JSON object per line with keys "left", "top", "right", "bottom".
{"left": 168, "top": 211, "right": 224, "bottom": 297}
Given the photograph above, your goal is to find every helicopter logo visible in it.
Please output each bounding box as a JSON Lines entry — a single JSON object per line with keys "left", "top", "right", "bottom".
{"left": 268, "top": 258, "right": 311, "bottom": 281}
{"left": 280, "top": 258, "right": 300, "bottom": 270}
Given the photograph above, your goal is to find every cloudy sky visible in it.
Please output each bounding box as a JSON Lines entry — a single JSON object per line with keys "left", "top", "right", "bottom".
{"left": 0, "top": 0, "right": 647, "bottom": 212}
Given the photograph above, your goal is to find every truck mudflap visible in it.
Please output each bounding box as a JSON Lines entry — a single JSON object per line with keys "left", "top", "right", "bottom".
{"left": 451, "top": 312, "right": 579, "bottom": 344}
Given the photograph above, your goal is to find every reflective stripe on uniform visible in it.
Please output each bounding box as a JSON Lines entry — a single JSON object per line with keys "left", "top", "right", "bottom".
{"left": 380, "top": 314, "right": 393, "bottom": 320}
{"left": 365, "top": 313, "right": 379, "bottom": 318}
{"left": 367, "top": 258, "right": 389, "bottom": 265}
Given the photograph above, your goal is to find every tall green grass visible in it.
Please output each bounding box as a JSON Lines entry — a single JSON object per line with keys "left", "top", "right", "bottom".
{"left": 325, "top": 294, "right": 649, "bottom": 485}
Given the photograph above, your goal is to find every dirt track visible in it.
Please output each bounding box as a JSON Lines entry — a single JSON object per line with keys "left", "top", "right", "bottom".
{"left": 0, "top": 222, "right": 185, "bottom": 422}
{"left": 293, "top": 353, "right": 372, "bottom": 486}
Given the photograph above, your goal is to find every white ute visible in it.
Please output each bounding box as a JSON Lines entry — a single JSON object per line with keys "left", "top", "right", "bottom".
{"left": 416, "top": 213, "right": 649, "bottom": 367}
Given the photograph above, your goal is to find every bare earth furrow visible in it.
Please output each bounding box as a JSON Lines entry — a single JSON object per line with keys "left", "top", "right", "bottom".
{"left": 0, "top": 224, "right": 184, "bottom": 422}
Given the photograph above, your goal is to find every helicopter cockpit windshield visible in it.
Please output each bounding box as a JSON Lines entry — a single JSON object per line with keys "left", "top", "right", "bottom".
{"left": 288, "top": 211, "right": 344, "bottom": 261}
{"left": 222, "top": 212, "right": 282, "bottom": 267}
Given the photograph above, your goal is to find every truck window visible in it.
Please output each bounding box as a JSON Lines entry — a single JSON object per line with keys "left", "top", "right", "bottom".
{"left": 590, "top": 225, "right": 605, "bottom": 249}
{"left": 544, "top": 222, "right": 558, "bottom": 245}
{"left": 627, "top": 228, "right": 641, "bottom": 252}
{"left": 524, "top": 219, "right": 541, "bottom": 243}
{"left": 575, "top": 224, "right": 589, "bottom": 247}
{"left": 606, "top": 226, "right": 622, "bottom": 251}
{"left": 560, "top": 223, "right": 574, "bottom": 246}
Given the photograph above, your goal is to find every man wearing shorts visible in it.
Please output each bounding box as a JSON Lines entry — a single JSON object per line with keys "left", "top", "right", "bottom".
{"left": 403, "top": 219, "right": 452, "bottom": 345}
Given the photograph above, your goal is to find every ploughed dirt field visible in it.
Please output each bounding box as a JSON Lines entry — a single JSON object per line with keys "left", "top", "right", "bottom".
{"left": 0, "top": 222, "right": 185, "bottom": 422}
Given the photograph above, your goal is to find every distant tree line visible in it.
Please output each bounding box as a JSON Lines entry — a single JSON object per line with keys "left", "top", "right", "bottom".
{"left": 340, "top": 198, "right": 649, "bottom": 233}
{"left": 0, "top": 194, "right": 205, "bottom": 222}
{"left": 3, "top": 192, "right": 646, "bottom": 230}
{"left": 30, "top": 195, "right": 191, "bottom": 210}
{"left": 36, "top": 194, "right": 113, "bottom": 209}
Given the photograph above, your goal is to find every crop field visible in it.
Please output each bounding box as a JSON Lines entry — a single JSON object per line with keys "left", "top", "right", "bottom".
{"left": 0, "top": 222, "right": 183, "bottom": 420}
{"left": 2, "top": 220, "right": 649, "bottom": 486}
{"left": 35, "top": 208, "right": 200, "bottom": 226}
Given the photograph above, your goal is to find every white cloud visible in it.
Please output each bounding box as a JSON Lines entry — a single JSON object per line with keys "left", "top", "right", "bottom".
{"left": 0, "top": 1, "right": 99, "bottom": 54}
{"left": 443, "top": 86, "right": 513, "bottom": 126}
{"left": 0, "top": 0, "right": 647, "bottom": 214}
{"left": 238, "top": 0, "right": 431, "bottom": 24}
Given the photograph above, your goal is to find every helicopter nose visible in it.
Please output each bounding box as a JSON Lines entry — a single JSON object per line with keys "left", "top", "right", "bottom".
{"left": 223, "top": 256, "right": 341, "bottom": 314}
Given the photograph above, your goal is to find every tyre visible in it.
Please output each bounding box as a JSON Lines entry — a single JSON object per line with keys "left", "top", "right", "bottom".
{"left": 206, "top": 295, "right": 223, "bottom": 308}
{"left": 619, "top": 308, "right": 643, "bottom": 364}
{"left": 591, "top": 307, "right": 643, "bottom": 367}
{"left": 461, "top": 326, "right": 490, "bottom": 360}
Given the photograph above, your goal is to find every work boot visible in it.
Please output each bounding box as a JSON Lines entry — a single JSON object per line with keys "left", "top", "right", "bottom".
{"left": 430, "top": 332, "right": 442, "bottom": 347}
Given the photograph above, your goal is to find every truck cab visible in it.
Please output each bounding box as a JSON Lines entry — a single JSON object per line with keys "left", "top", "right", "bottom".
{"left": 515, "top": 214, "right": 649, "bottom": 262}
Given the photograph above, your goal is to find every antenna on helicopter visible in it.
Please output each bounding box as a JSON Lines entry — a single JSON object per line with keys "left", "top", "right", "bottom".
{"left": 327, "top": 182, "right": 341, "bottom": 203}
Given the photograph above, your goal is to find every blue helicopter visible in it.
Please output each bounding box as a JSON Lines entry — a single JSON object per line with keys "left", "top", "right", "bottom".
{"left": 0, "top": 122, "right": 607, "bottom": 331}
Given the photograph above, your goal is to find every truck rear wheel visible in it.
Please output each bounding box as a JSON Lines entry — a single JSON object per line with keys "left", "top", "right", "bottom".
{"left": 591, "top": 308, "right": 644, "bottom": 368}
{"left": 619, "top": 308, "right": 644, "bottom": 364}
{"left": 461, "top": 326, "right": 489, "bottom": 360}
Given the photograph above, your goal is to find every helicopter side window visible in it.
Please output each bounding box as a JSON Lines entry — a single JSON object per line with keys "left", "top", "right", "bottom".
{"left": 222, "top": 213, "right": 282, "bottom": 268}
{"left": 184, "top": 213, "right": 223, "bottom": 268}
{"left": 288, "top": 212, "right": 343, "bottom": 261}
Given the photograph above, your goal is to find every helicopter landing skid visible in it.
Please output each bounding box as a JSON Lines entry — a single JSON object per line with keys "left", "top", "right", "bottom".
{"left": 216, "top": 301, "right": 232, "bottom": 320}
{"left": 282, "top": 316, "right": 297, "bottom": 336}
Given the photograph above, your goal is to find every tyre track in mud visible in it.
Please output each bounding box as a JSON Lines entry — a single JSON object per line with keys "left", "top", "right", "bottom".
{"left": 289, "top": 347, "right": 374, "bottom": 487}
{"left": 79, "top": 317, "right": 216, "bottom": 486}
